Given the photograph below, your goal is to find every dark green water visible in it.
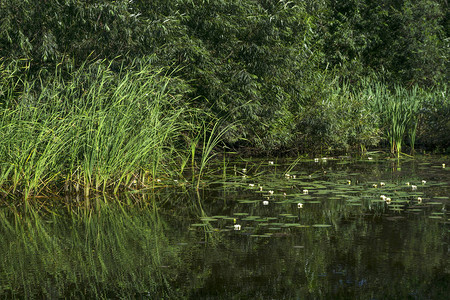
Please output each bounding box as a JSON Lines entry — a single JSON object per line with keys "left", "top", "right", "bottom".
{"left": 1, "top": 156, "right": 449, "bottom": 299}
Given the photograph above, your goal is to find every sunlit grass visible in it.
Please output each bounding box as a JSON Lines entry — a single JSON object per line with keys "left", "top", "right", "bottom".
{"left": 0, "top": 58, "right": 222, "bottom": 198}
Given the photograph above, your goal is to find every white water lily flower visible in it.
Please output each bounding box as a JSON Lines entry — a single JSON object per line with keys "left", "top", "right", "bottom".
{"left": 268, "top": 190, "right": 274, "bottom": 195}
{"left": 249, "top": 183, "right": 255, "bottom": 187}
{"left": 372, "top": 184, "right": 378, "bottom": 188}
{"left": 411, "top": 185, "right": 417, "bottom": 190}
{"left": 380, "top": 182, "right": 385, "bottom": 186}
{"left": 380, "top": 195, "right": 386, "bottom": 200}
{"left": 263, "top": 200, "right": 269, "bottom": 205}
{"left": 406, "top": 182, "right": 410, "bottom": 186}
{"left": 421, "top": 180, "right": 426, "bottom": 184}
{"left": 418, "top": 197, "right": 423, "bottom": 204}
{"left": 314, "top": 158, "right": 319, "bottom": 162}
{"left": 385, "top": 197, "right": 392, "bottom": 204}
{"left": 234, "top": 224, "right": 241, "bottom": 231}
{"left": 298, "top": 203, "right": 303, "bottom": 208}
{"left": 269, "top": 161, "right": 274, "bottom": 165}
{"left": 303, "top": 189, "right": 308, "bottom": 194}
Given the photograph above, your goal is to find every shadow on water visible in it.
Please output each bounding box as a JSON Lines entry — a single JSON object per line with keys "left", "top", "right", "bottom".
{"left": 0, "top": 155, "right": 449, "bottom": 299}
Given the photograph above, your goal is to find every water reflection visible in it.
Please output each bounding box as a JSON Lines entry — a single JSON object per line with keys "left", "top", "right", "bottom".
{"left": 0, "top": 197, "right": 192, "bottom": 299}
{"left": 0, "top": 157, "right": 448, "bottom": 299}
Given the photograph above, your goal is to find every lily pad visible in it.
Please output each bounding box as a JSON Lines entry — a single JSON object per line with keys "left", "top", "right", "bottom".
{"left": 190, "top": 223, "right": 208, "bottom": 227}
{"left": 200, "top": 217, "right": 218, "bottom": 222}
{"left": 233, "top": 212, "right": 249, "bottom": 216}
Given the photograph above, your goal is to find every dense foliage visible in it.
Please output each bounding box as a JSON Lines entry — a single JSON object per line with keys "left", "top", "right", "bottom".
{"left": 0, "top": 0, "right": 448, "bottom": 158}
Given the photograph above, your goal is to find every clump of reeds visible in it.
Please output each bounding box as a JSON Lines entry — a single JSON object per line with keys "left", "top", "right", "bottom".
{"left": 0, "top": 58, "right": 203, "bottom": 198}
{"left": 364, "top": 81, "right": 422, "bottom": 157}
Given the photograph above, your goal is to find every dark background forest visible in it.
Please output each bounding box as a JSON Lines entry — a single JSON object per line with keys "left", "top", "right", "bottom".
{"left": 1, "top": 0, "right": 448, "bottom": 154}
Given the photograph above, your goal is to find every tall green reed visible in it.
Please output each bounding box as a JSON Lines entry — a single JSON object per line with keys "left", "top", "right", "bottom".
{"left": 364, "top": 81, "right": 422, "bottom": 157}
{"left": 0, "top": 58, "right": 192, "bottom": 198}
{"left": 0, "top": 57, "right": 236, "bottom": 199}
{"left": 189, "top": 119, "right": 235, "bottom": 189}
{"left": 61, "top": 60, "right": 186, "bottom": 195}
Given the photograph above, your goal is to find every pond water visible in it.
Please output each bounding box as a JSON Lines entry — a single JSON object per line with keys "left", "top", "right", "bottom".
{"left": 1, "top": 156, "right": 449, "bottom": 299}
